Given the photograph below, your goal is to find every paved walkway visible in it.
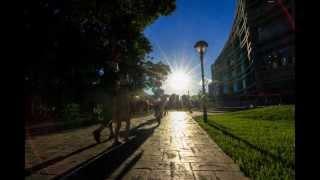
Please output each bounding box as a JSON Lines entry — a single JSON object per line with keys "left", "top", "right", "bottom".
{"left": 110, "top": 111, "right": 248, "bottom": 180}
{"left": 25, "top": 115, "right": 155, "bottom": 179}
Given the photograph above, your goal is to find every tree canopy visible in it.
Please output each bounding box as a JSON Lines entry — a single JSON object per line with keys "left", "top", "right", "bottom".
{"left": 23, "top": 0, "right": 176, "bottom": 108}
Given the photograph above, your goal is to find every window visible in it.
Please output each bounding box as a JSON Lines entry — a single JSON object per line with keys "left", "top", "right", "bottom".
{"left": 241, "top": 64, "right": 245, "bottom": 73}
{"left": 238, "top": 80, "right": 243, "bottom": 90}
{"left": 236, "top": 67, "right": 241, "bottom": 75}
{"left": 239, "top": 19, "right": 244, "bottom": 28}
{"left": 233, "top": 82, "right": 238, "bottom": 92}
{"left": 222, "top": 75, "right": 227, "bottom": 81}
{"left": 215, "top": 89, "right": 219, "bottom": 96}
{"left": 223, "top": 84, "right": 228, "bottom": 94}
{"left": 232, "top": 71, "right": 236, "bottom": 77}
{"left": 258, "top": 20, "right": 289, "bottom": 42}
{"left": 281, "top": 57, "right": 288, "bottom": 66}
{"left": 242, "top": 79, "right": 246, "bottom": 89}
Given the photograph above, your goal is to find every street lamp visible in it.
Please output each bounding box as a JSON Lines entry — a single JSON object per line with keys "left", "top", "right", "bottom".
{"left": 194, "top": 40, "right": 208, "bottom": 123}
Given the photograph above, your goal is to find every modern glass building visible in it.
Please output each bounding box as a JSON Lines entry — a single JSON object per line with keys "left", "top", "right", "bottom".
{"left": 211, "top": 0, "right": 294, "bottom": 107}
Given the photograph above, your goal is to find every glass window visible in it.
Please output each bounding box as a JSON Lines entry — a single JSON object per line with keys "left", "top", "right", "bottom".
{"left": 242, "top": 79, "right": 246, "bottom": 89}
{"left": 236, "top": 67, "right": 241, "bottom": 75}
{"left": 233, "top": 82, "right": 238, "bottom": 92}
{"left": 232, "top": 71, "right": 236, "bottom": 77}
{"left": 238, "top": 80, "right": 243, "bottom": 90}
{"left": 281, "top": 57, "right": 288, "bottom": 66}
{"left": 241, "top": 64, "right": 245, "bottom": 73}
{"left": 223, "top": 84, "right": 228, "bottom": 94}
{"left": 258, "top": 19, "right": 289, "bottom": 41}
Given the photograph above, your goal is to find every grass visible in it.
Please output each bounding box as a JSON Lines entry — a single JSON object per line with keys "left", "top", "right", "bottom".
{"left": 195, "top": 105, "right": 295, "bottom": 180}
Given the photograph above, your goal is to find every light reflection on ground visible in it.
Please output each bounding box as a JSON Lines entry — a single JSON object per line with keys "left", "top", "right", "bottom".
{"left": 168, "top": 111, "right": 189, "bottom": 137}
{"left": 123, "top": 111, "right": 247, "bottom": 179}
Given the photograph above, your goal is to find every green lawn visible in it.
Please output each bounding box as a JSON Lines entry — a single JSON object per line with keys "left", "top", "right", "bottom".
{"left": 195, "top": 105, "right": 295, "bottom": 180}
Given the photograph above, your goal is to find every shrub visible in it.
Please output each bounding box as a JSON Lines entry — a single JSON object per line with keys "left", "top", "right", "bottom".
{"left": 61, "top": 103, "right": 81, "bottom": 121}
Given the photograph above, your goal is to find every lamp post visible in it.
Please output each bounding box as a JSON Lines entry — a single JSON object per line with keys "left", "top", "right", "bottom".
{"left": 194, "top": 40, "right": 208, "bottom": 123}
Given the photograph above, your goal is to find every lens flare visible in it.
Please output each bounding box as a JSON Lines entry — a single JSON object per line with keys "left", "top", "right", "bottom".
{"left": 166, "top": 70, "right": 191, "bottom": 94}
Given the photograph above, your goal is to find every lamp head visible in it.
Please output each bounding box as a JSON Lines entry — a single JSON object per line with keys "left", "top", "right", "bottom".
{"left": 194, "top": 40, "right": 208, "bottom": 54}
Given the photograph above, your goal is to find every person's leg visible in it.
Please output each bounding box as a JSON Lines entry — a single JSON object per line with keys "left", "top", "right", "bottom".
{"left": 93, "top": 123, "right": 106, "bottom": 143}
{"left": 124, "top": 118, "right": 130, "bottom": 141}
{"left": 93, "top": 118, "right": 112, "bottom": 143}
{"left": 114, "top": 119, "right": 121, "bottom": 144}
{"left": 108, "top": 120, "right": 114, "bottom": 139}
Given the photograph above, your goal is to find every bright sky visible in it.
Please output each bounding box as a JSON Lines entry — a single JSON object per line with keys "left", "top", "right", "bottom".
{"left": 144, "top": 0, "right": 236, "bottom": 95}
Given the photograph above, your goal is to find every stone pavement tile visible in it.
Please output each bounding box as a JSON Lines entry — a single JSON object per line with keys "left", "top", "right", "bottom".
{"left": 185, "top": 139, "right": 210, "bottom": 144}
{"left": 189, "top": 144, "right": 219, "bottom": 150}
{"left": 26, "top": 173, "right": 55, "bottom": 180}
{"left": 163, "top": 150, "right": 181, "bottom": 162}
{"left": 149, "top": 170, "right": 194, "bottom": 180}
{"left": 193, "top": 171, "right": 217, "bottom": 180}
{"left": 173, "top": 141, "right": 185, "bottom": 147}
{"left": 180, "top": 156, "right": 214, "bottom": 163}
{"left": 189, "top": 147, "right": 221, "bottom": 154}
{"left": 159, "top": 142, "right": 171, "bottom": 147}
{"left": 40, "top": 155, "right": 89, "bottom": 176}
{"left": 145, "top": 139, "right": 160, "bottom": 145}
{"left": 179, "top": 146, "right": 193, "bottom": 151}
{"left": 159, "top": 145, "right": 186, "bottom": 150}
{"left": 178, "top": 150, "right": 196, "bottom": 157}
{"left": 140, "top": 155, "right": 163, "bottom": 161}
{"left": 180, "top": 154, "right": 234, "bottom": 164}
{"left": 118, "top": 112, "right": 248, "bottom": 180}
{"left": 215, "top": 171, "right": 249, "bottom": 180}
{"left": 140, "top": 148, "right": 163, "bottom": 156}
{"left": 134, "top": 161, "right": 191, "bottom": 171}
{"left": 160, "top": 148, "right": 181, "bottom": 152}
{"left": 123, "top": 169, "right": 151, "bottom": 180}
{"left": 190, "top": 162, "right": 240, "bottom": 171}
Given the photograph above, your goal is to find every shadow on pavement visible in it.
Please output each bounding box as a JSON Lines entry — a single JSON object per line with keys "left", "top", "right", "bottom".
{"left": 25, "top": 117, "right": 158, "bottom": 177}
{"left": 54, "top": 118, "right": 159, "bottom": 180}
{"left": 25, "top": 139, "right": 109, "bottom": 176}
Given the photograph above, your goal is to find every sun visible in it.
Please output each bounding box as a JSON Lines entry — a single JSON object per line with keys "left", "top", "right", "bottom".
{"left": 165, "top": 69, "right": 191, "bottom": 95}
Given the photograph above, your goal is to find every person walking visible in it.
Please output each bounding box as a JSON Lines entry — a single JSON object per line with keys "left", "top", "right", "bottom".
{"left": 112, "top": 77, "right": 132, "bottom": 144}
{"left": 92, "top": 74, "right": 132, "bottom": 144}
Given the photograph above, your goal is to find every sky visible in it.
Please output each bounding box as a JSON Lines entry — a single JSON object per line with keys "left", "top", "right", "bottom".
{"left": 144, "top": 0, "right": 236, "bottom": 95}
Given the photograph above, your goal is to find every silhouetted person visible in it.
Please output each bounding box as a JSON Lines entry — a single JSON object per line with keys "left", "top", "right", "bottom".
{"left": 161, "top": 96, "right": 168, "bottom": 116}
{"left": 188, "top": 100, "right": 193, "bottom": 113}
{"left": 92, "top": 76, "right": 132, "bottom": 144}
{"left": 153, "top": 99, "right": 162, "bottom": 124}
{"left": 112, "top": 78, "right": 131, "bottom": 144}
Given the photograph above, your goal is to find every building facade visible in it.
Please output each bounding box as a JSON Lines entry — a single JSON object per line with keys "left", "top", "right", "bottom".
{"left": 211, "top": 0, "right": 294, "bottom": 107}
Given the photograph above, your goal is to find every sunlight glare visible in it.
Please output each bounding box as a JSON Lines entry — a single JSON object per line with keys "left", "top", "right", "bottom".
{"left": 168, "top": 70, "right": 190, "bottom": 90}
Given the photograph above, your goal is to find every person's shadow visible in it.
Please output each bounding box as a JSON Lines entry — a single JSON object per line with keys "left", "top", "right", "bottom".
{"left": 26, "top": 117, "right": 159, "bottom": 177}
{"left": 52, "top": 118, "right": 160, "bottom": 180}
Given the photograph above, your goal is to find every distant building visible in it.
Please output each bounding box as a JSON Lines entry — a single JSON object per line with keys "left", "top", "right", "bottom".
{"left": 208, "top": 82, "right": 214, "bottom": 99}
{"left": 211, "top": 0, "right": 294, "bottom": 107}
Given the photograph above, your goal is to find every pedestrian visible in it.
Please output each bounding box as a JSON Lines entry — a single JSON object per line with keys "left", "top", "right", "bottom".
{"left": 153, "top": 98, "right": 162, "bottom": 123}
{"left": 112, "top": 76, "right": 132, "bottom": 144}
{"left": 92, "top": 74, "right": 132, "bottom": 144}
{"left": 161, "top": 96, "right": 168, "bottom": 116}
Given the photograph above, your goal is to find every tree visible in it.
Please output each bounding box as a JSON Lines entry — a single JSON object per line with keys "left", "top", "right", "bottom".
{"left": 23, "top": 0, "right": 176, "bottom": 121}
{"left": 143, "top": 61, "right": 170, "bottom": 97}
